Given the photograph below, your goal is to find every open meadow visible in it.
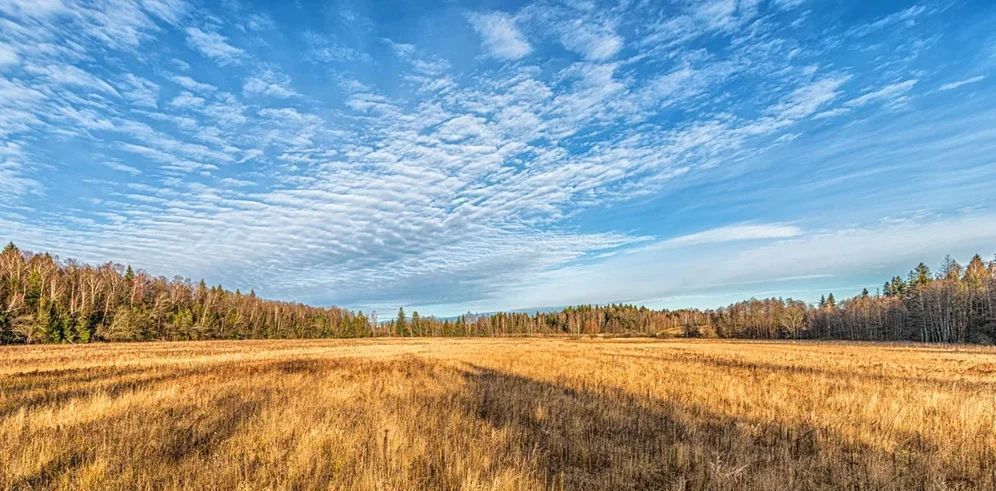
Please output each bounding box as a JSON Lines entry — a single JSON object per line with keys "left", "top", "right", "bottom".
{"left": 1, "top": 338, "right": 994, "bottom": 490}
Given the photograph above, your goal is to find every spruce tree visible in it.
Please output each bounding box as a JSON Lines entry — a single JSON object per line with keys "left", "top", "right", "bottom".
{"left": 76, "top": 314, "right": 93, "bottom": 343}
{"left": 395, "top": 307, "right": 407, "bottom": 337}
{"left": 38, "top": 299, "right": 64, "bottom": 343}
{"left": 411, "top": 311, "right": 421, "bottom": 336}
{"left": 0, "top": 310, "right": 12, "bottom": 344}
{"left": 909, "top": 263, "right": 931, "bottom": 288}
{"left": 889, "top": 276, "right": 908, "bottom": 296}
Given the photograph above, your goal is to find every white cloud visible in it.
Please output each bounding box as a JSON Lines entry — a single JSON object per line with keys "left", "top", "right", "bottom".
{"left": 695, "top": 0, "right": 738, "bottom": 29}
{"left": 118, "top": 74, "right": 159, "bottom": 108}
{"left": 0, "top": 142, "right": 40, "bottom": 201}
{"left": 304, "top": 32, "right": 371, "bottom": 63}
{"left": 774, "top": 77, "right": 849, "bottom": 119}
{"left": 171, "top": 75, "right": 216, "bottom": 93}
{"left": 140, "top": 0, "right": 189, "bottom": 25}
{"left": 168, "top": 92, "right": 205, "bottom": 108}
{"left": 101, "top": 160, "right": 142, "bottom": 175}
{"left": 559, "top": 21, "right": 623, "bottom": 61}
{"left": 0, "top": 160, "right": 41, "bottom": 201}
{"left": 243, "top": 70, "right": 297, "bottom": 98}
{"left": 771, "top": 0, "right": 806, "bottom": 9}
{"left": 0, "top": 0, "right": 67, "bottom": 18}
{"left": 847, "top": 79, "right": 918, "bottom": 108}
{"left": 938, "top": 75, "right": 984, "bottom": 92}
{"left": 0, "top": 43, "right": 20, "bottom": 66}
{"left": 184, "top": 27, "right": 243, "bottom": 65}
{"left": 654, "top": 224, "right": 803, "bottom": 249}
{"left": 24, "top": 64, "right": 120, "bottom": 96}
{"left": 467, "top": 12, "right": 532, "bottom": 60}
{"left": 692, "top": 0, "right": 760, "bottom": 31}
{"left": 497, "top": 214, "right": 996, "bottom": 310}
{"left": 847, "top": 5, "right": 928, "bottom": 38}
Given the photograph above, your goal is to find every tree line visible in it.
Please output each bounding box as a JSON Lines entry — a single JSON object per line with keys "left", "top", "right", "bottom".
{"left": 0, "top": 243, "right": 371, "bottom": 343}
{"left": 1, "top": 242, "right": 994, "bottom": 344}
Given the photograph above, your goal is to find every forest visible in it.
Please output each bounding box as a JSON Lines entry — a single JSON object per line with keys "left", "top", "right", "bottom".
{"left": 1, "top": 242, "right": 994, "bottom": 344}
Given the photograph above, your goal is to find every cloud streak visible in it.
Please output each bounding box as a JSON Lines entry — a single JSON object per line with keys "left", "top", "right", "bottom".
{"left": 938, "top": 75, "right": 984, "bottom": 92}
{"left": 185, "top": 27, "right": 244, "bottom": 65}
{"left": 656, "top": 224, "right": 803, "bottom": 249}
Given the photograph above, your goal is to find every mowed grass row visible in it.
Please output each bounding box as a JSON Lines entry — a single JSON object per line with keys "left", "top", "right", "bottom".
{"left": 1, "top": 338, "right": 994, "bottom": 490}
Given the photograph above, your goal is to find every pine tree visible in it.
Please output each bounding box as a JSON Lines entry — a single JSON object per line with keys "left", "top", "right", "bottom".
{"left": 38, "top": 298, "right": 64, "bottom": 343}
{"left": 76, "top": 313, "right": 93, "bottom": 343}
{"left": 411, "top": 311, "right": 422, "bottom": 337}
{"left": 64, "top": 312, "right": 79, "bottom": 343}
{"left": 890, "top": 276, "right": 908, "bottom": 296}
{"left": 395, "top": 307, "right": 407, "bottom": 337}
{"left": 0, "top": 309, "right": 14, "bottom": 344}
{"left": 826, "top": 293, "right": 836, "bottom": 308}
{"left": 909, "top": 262, "right": 931, "bottom": 288}
{"left": 354, "top": 311, "right": 370, "bottom": 337}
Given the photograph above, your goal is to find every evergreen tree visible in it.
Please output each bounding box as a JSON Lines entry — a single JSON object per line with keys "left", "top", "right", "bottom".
{"left": 826, "top": 293, "right": 836, "bottom": 308}
{"left": 76, "top": 313, "right": 93, "bottom": 343}
{"left": 37, "top": 298, "right": 64, "bottom": 343}
{"left": 354, "top": 311, "right": 370, "bottom": 337}
{"left": 411, "top": 311, "right": 421, "bottom": 337}
{"left": 0, "top": 310, "right": 15, "bottom": 344}
{"left": 64, "top": 312, "right": 79, "bottom": 343}
{"left": 909, "top": 262, "right": 932, "bottom": 288}
{"left": 395, "top": 307, "right": 407, "bottom": 337}
{"left": 889, "top": 276, "right": 908, "bottom": 296}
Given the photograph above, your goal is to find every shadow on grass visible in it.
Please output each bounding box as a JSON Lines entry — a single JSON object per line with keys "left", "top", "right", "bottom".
{"left": 4, "top": 357, "right": 990, "bottom": 490}
{"left": 456, "top": 364, "right": 977, "bottom": 490}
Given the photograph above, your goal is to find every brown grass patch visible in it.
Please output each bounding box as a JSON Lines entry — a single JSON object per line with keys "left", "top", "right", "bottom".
{"left": 1, "top": 338, "right": 994, "bottom": 489}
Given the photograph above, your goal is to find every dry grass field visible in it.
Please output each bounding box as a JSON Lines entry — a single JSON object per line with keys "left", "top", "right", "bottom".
{"left": 1, "top": 338, "right": 994, "bottom": 490}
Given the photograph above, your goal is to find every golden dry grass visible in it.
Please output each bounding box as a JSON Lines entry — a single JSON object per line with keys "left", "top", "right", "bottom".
{"left": 1, "top": 338, "right": 994, "bottom": 490}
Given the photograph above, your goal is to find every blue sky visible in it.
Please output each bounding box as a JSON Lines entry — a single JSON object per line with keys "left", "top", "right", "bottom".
{"left": 1, "top": 0, "right": 995, "bottom": 317}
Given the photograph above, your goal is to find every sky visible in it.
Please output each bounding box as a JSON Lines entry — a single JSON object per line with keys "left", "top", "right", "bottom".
{"left": 1, "top": 0, "right": 995, "bottom": 318}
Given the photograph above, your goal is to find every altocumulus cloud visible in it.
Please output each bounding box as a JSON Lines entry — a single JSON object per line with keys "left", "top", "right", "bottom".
{"left": 1, "top": 0, "right": 995, "bottom": 316}
{"left": 467, "top": 11, "right": 532, "bottom": 60}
